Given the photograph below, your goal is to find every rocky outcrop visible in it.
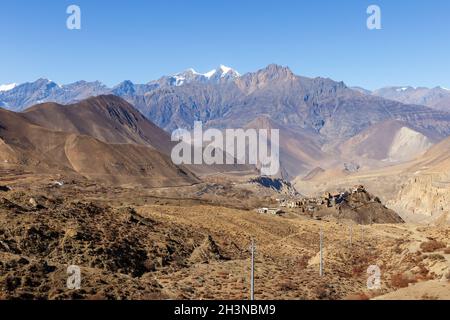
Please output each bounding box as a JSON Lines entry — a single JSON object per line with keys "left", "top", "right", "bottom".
{"left": 389, "top": 174, "right": 450, "bottom": 222}
{"left": 297, "top": 186, "right": 404, "bottom": 225}
{"left": 249, "top": 177, "right": 299, "bottom": 196}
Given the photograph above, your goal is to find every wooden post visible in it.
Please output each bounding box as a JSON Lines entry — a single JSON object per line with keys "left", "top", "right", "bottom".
{"left": 250, "top": 239, "right": 255, "bottom": 300}
{"left": 320, "top": 229, "right": 324, "bottom": 277}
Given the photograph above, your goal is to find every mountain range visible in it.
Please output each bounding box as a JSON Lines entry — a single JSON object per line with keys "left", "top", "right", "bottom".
{"left": 0, "top": 65, "right": 241, "bottom": 112}
{"left": 2, "top": 64, "right": 450, "bottom": 179}
{"left": 353, "top": 86, "right": 450, "bottom": 112}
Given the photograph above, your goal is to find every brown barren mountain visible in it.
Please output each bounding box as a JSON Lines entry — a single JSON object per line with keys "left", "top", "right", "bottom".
{"left": 244, "top": 116, "right": 328, "bottom": 179}
{"left": 22, "top": 95, "right": 173, "bottom": 154}
{"left": 0, "top": 97, "right": 199, "bottom": 187}
{"left": 338, "top": 120, "right": 437, "bottom": 164}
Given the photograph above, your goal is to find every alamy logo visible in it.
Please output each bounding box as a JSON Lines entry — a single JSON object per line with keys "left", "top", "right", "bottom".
{"left": 66, "top": 5, "right": 81, "bottom": 30}
{"left": 367, "top": 265, "right": 381, "bottom": 290}
{"left": 171, "top": 122, "right": 280, "bottom": 176}
{"left": 367, "top": 5, "right": 382, "bottom": 30}
{"left": 67, "top": 265, "right": 81, "bottom": 290}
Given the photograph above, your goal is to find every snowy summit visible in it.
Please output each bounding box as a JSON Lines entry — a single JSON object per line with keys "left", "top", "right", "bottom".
{"left": 0, "top": 83, "right": 17, "bottom": 92}
{"left": 171, "top": 65, "right": 240, "bottom": 86}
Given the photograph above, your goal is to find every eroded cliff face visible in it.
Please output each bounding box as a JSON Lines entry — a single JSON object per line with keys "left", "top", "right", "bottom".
{"left": 389, "top": 174, "right": 450, "bottom": 223}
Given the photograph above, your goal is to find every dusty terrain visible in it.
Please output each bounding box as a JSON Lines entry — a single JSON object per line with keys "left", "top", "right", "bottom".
{"left": 294, "top": 136, "right": 450, "bottom": 224}
{"left": 0, "top": 94, "right": 448, "bottom": 300}
{"left": 0, "top": 167, "right": 448, "bottom": 300}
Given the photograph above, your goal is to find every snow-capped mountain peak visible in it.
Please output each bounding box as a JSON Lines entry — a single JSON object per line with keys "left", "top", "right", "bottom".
{"left": 218, "top": 64, "right": 239, "bottom": 75}
{"left": 0, "top": 83, "right": 17, "bottom": 92}
{"left": 395, "top": 87, "right": 411, "bottom": 92}
{"left": 167, "top": 65, "right": 240, "bottom": 86}
{"left": 184, "top": 68, "right": 201, "bottom": 75}
{"left": 219, "top": 64, "right": 231, "bottom": 72}
{"left": 171, "top": 68, "right": 204, "bottom": 86}
{"left": 204, "top": 69, "right": 217, "bottom": 79}
{"left": 204, "top": 65, "right": 240, "bottom": 79}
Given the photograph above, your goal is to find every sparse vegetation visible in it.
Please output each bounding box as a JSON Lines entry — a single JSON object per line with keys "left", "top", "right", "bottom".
{"left": 278, "top": 280, "right": 297, "bottom": 292}
{"left": 390, "top": 273, "right": 417, "bottom": 289}
{"left": 313, "top": 283, "right": 337, "bottom": 300}
{"left": 345, "top": 292, "right": 370, "bottom": 300}
{"left": 420, "top": 240, "right": 446, "bottom": 253}
{"left": 0, "top": 169, "right": 449, "bottom": 300}
{"left": 421, "top": 293, "right": 439, "bottom": 300}
{"left": 426, "top": 254, "right": 446, "bottom": 261}
{"left": 414, "top": 264, "right": 431, "bottom": 282}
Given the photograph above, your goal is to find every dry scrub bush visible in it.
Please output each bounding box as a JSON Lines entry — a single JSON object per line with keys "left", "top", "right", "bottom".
{"left": 345, "top": 292, "right": 370, "bottom": 300}
{"left": 313, "top": 283, "right": 337, "bottom": 300}
{"left": 420, "top": 240, "right": 446, "bottom": 253}
{"left": 278, "top": 280, "right": 297, "bottom": 292}
{"left": 421, "top": 293, "right": 438, "bottom": 300}
{"left": 414, "top": 264, "right": 431, "bottom": 282}
{"left": 390, "top": 273, "right": 417, "bottom": 289}
{"left": 426, "top": 254, "right": 445, "bottom": 261}
{"left": 296, "top": 255, "right": 309, "bottom": 270}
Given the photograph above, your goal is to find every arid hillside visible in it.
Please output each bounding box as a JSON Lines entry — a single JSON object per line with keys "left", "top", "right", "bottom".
{"left": 387, "top": 137, "right": 450, "bottom": 223}
{"left": 0, "top": 169, "right": 448, "bottom": 300}
{"left": 22, "top": 95, "right": 173, "bottom": 154}
{"left": 0, "top": 94, "right": 448, "bottom": 301}
{"left": 338, "top": 120, "right": 437, "bottom": 164}
{"left": 294, "top": 136, "right": 450, "bottom": 224}
{"left": 0, "top": 100, "right": 199, "bottom": 188}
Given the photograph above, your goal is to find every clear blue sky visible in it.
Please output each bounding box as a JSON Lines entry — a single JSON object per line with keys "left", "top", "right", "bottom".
{"left": 1, "top": 0, "right": 449, "bottom": 89}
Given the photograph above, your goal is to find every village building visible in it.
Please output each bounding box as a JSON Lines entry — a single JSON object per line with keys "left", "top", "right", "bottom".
{"left": 256, "top": 207, "right": 284, "bottom": 215}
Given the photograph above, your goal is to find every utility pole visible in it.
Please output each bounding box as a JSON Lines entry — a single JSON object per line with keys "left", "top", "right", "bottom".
{"left": 250, "top": 239, "right": 255, "bottom": 300}
{"left": 319, "top": 229, "right": 324, "bottom": 277}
